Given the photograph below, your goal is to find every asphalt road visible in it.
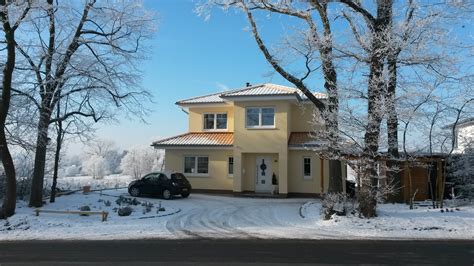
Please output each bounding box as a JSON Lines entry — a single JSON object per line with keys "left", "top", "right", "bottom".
{"left": 0, "top": 239, "right": 472, "bottom": 265}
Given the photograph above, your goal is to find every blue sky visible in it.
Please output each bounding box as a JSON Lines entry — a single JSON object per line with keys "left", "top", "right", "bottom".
{"left": 69, "top": 0, "right": 472, "bottom": 154}
{"left": 72, "top": 0, "right": 316, "bottom": 153}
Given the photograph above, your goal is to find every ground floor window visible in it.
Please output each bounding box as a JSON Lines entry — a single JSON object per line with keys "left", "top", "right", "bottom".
{"left": 228, "top": 157, "right": 234, "bottom": 176}
{"left": 184, "top": 156, "right": 209, "bottom": 175}
{"left": 303, "top": 157, "right": 312, "bottom": 179}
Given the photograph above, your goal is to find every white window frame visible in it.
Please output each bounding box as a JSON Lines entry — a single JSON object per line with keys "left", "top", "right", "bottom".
{"left": 203, "top": 113, "right": 228, "bottom": 131}
{"left": 228, "top": 157, "right": 234, "bottom": 177}
{"left": 245, "top": 107, "right": 275, "bottom": 129}
{"left": 183, "top": 155, "right": 209, "bottom": 177}
{"left": 303, "top": 157, "right": 312, "bottom": 180}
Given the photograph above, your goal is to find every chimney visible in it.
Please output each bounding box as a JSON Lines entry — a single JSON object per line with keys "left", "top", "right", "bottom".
{"left": 246, "top": 82, "right": 251, "bottom": 87}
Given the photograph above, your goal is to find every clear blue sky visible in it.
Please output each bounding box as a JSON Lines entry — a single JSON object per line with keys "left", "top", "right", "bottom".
{"left": 72, "top": 0, "right": 322, "bottom": 153}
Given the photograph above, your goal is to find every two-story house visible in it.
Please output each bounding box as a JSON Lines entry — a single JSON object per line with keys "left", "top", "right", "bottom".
{"left": 152, "top": 83, "right": 347, "bottom": 197}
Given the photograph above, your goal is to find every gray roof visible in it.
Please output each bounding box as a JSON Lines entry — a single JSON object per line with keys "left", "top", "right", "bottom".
{"left": 176, "top": 83, "right": 327, "bottom": 105}
{"left": 443, "top": 117, "right": 474, "bottom": 129}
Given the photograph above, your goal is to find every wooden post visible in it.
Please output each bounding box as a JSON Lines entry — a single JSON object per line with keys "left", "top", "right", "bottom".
{"left": 436, "top": 159, "right": 443, "bottom": 208}
{"left": 102, "top": 211, "right": 108, "bottom": 222}
{"left": 403, "top": 161, "right": 409, "bottom": 203}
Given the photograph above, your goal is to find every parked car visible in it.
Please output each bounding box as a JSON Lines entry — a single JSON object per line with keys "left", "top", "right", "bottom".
{"left": 128, "top": 172, "right": 192, "bottom": 200}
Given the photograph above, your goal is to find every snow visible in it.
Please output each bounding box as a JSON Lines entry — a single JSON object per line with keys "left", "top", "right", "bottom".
{"left": 1, "top": 189, "right": 473, "bottom": 241}
{"left": 44, "top": 174, "right": 135, "bottom": 191}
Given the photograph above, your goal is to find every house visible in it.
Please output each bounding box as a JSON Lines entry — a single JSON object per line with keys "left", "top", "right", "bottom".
{"left": 152, "top": 83, "right": 347, "bottom": 197}
{"left": 451, "top": 118, "right": 474, "bottom": 154}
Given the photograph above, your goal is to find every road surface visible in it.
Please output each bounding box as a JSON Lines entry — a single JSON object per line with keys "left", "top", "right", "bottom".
{"left": 0, "top": 239, "right": 472, "bottom": 265}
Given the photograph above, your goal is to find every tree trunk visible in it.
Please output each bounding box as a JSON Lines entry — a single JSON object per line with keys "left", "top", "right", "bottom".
{"left": 50, "top": 123, "right": 62, "bottom": 203}
{"left": 0, "top": 5, "right": 17, "bottom": 219}
{"left": 385, "top": 54, "right": 401, "bottom": 202}
{"left": 29, "top": 109, "right": 52, "bottom": 207}
{"left": 358, "top": 0, "right": 394, "bottom": 218}
{"left": 315, "top": 3, "right": 342, "bottom": 193}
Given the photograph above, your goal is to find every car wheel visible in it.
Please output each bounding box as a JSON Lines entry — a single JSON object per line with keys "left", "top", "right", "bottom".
{"left": 181, "top": 192, "right": 190, "bottom": 198}
{"left": 129, "top": 187, "right": 140, "bottom": 197}
{"left": 162, "top": 189, "right": 172, "bottom": 200}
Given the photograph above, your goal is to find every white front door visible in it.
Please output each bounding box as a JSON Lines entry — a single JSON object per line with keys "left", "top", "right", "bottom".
{"left": 255, "top": 156, "right": 272, "bottom": 192}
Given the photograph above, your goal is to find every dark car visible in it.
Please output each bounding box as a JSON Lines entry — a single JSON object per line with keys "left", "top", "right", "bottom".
{"left": 128, "top": 172, "right": 192, "bottom": 200}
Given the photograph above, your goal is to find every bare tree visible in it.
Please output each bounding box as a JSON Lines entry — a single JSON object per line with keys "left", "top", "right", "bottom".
{"left": 50, "top": 92, "right": 100, "bottom": 203}
{"left": 203, "top": 0, "right": 473, "bottom": 217}
{"left": 12, "top": 0, "right": 155, "bottom": 207}
{"left": 0, "top": 0, "right": 31, "bottom": 219}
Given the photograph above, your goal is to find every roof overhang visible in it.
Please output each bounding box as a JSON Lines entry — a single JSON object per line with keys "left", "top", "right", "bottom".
{"left": 152, "top": 145, "right": 233, "bottom": 150}
{"left": 175, "top": 102, "right": 232, "bottom": 108}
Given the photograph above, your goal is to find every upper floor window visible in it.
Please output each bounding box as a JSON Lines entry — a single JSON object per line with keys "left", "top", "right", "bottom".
{"left": 204, "top": 113, "right": 227, "bottom": 130}
{"left": 246, "top": 107, "right": 275, "bottom": 128}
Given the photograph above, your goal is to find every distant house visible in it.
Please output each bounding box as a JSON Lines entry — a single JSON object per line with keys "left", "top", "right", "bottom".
{"left": 451, "top": 118, "right": 474, "bottom": 154}
{"left": 152, "top": 83, "right": 347, "bottom": 197}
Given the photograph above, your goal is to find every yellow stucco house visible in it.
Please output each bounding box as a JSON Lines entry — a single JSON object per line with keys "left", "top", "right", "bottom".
{"left": 152, "top": 83, "right": 346, "bottom": 197}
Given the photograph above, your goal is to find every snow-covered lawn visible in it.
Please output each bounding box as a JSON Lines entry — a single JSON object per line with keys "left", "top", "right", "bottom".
{"left": 1, "top": 189, "right": 473, "bottom": 240}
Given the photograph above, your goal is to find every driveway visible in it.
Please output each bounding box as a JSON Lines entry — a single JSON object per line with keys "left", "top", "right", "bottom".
{"left": 162, "top": 194, "right": 307, "bottom": 239}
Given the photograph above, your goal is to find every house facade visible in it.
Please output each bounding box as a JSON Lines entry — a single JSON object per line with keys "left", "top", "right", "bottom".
{"left": 152, "top": 83, "right": 346, "bottom": 196}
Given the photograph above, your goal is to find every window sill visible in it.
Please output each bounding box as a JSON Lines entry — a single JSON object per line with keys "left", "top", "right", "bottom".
{"left": 245, "top": 126, "right": 277, "bottom": 130}
{"left": 303, "top": 176, "right": 313, "bottom": 180}
{"left": 202, "top": 129, "right": 228, "bottom": 132}
{"left": 185, "top": 174, "right": 209, "bottom": 178}
{"left": 227, "top": 174, "right": 234, "bottom": 178}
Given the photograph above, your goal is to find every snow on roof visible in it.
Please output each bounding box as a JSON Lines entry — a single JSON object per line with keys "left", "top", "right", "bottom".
{"left": 151, "top": 132, "right": 233, "bottom": 147}
{"left": 176, "top": 83, "right": 327, "bottom": 105}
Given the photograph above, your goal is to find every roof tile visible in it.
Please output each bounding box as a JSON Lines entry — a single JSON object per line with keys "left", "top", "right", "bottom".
{"left": 152, "top": 132, "right": 233, "bottom": 147}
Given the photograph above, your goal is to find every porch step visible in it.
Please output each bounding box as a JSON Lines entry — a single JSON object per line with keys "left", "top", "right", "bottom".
{"left": 237, "top": 193, "right": 285, "bottom": 198}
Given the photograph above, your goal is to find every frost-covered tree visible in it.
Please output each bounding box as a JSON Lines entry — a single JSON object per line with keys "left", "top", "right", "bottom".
{"left": 120, "top": 146, "right": 163, "bottom": 179}
{"left": 0, "top": 0, "right": 31, "bottom": 219}
{"left": 82, "top": 154, "right": 107, "bottom": 179}
{"left": 86, "top": 139, "right": 124, "bottom": 175}
{"left": 200, "top": 0, "right": 474, "bottom": 217}
{"left": 11, "top": 0, "right": 156, "bottom": 207}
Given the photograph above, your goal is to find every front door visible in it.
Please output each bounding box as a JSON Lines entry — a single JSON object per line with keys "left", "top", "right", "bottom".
{"left": 255, "top": 156, "right": 272, "bottom": 192}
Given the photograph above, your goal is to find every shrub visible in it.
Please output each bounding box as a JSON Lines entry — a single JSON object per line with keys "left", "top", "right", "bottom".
{"left": 115, "top": 195, "right": 141, "bottom": 206}
{"left": 321, "top": 193, "right": 356, "bottom": 220}
{"left": 118, "top": 206, "right": 133, "bottom": 216}
{"left": 142, "top": 202, "right": 153, "bottom": 214}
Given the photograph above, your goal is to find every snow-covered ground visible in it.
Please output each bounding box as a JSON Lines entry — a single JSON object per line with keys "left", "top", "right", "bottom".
{"left": 1, "top": 188, "right": 473, "bottom": 240}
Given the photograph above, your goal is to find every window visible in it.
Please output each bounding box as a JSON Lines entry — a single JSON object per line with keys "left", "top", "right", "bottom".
{"left": 184, "top": 156, "right": 209, "bottom": 175}
{"left": 216, "top": 114, "right": 227, "bottom": 129}
{"left": 197, "top": 157, "right": 209, "bottom": 174}
{"left": 303, "top": 157, "right": 312, "bottom": 179}
{"left": 246, "top": 107, "right": 275, "bottom": 128}
{"left": 204, "top": 114, "right": 215, "bottom": 130}
{"left": 184, "top": 157, "right": 196, "bottom": 174}
{"left": 228, "top": 157, "right": 234, "bottom": 176}
{"left": 203, "top": 113, "right": 227, "bottom": 130}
